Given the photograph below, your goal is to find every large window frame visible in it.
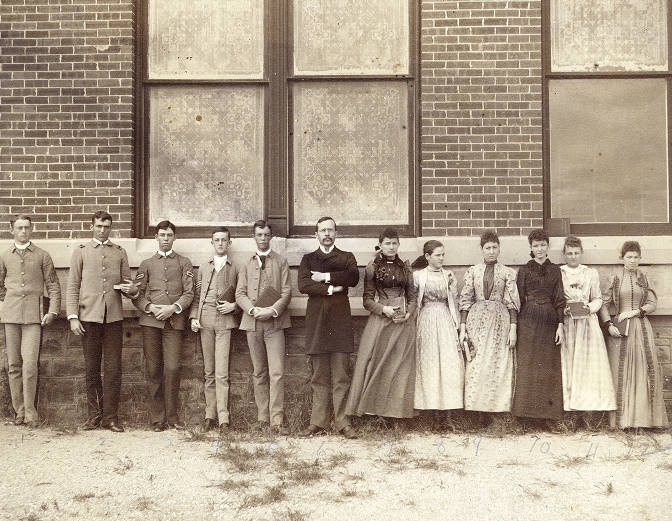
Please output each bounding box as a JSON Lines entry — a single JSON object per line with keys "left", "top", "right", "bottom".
{"left": 542, "top": 1, "right": 672, "bottom": 235}
{"left": 135, "top": 0, "right": 420, "bottom": 238}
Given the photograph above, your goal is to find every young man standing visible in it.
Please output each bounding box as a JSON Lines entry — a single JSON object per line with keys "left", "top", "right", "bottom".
{"left": 190, "top": 227, "right": 239, "bottom": 434}
{"left": 67, "top": 211, "right": 138, "bottom": 432}
{"left": 134, "top": 220, "right": 194, "bottom": 431}
{"left": 298, "top": 217, "right": 359, "bottom": 439}
{"left": 0, "top": 215, "right": 61, "bottom": 428}
{"left": 236, "top": 220, "right": 292, "bottom": 435}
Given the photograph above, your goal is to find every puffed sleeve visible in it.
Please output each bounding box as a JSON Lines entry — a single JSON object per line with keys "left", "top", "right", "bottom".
{"left": 552, "top": 265, "right": 567, "bottom": 324}
{"left": 640, "top": 272, "right": 657, "bottom": 315}
{"left": 362, "top": 261, "right": 383, "bottom": 316}
{"left": 503, "top": 266, "right": 520, "bottom": 323}
{"left": 587, "top": 268, "right": 603, "bottom": 314}
{"left": 458, "top": 266, "right": 476, "bottom": 323}
{"left": 516, "top": 264, "right": 527, "bottom": 306}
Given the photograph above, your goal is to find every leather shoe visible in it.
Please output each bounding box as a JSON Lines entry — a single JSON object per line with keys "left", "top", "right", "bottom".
{"left": 101, "top": 420, "right": 125, "bottom": 433}
{"left": 299, "top": 424, "right": 326, "bottom": 438}
{"left": 168, "top": 421, "right": 186, "bottom": 430}
{"left": 26, "top": 420, "right": 40, "bottom": 429}
{"left": 340, "top": 426, "right": 358, "bottom": 439}
{"left": 82, "top": 416, "right": 102, "bottom": 430}
{"left": 218, "top": 423, "right": 230, "bottom": 435}
{"left": 13, "top": 417, "right": 24, "bottom": 426}
{"left": 152, "top": 422, "right": 165, "bottom": 432}
{"left": 270, "top": 424, "right": 291, "bottom": 436}
{"left": 253, "top": 420, "right": 270, "bottom": 432}
{"left": 201, "top": 418, "right": 217, "bottom": 432}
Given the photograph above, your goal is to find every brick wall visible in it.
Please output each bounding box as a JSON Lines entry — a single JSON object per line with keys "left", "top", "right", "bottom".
{"left": 420, "top": 0, "right": 543, "bottom": 237}
{"left": 0, "top": 0, "right": 134, "bottom": 239}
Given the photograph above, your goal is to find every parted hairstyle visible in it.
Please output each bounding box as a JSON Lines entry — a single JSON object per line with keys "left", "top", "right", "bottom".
{"left": 411, "top": 239, "right": 444, "bottom": 270}
{"left": 527, "top": 228, "right": 549, "bottom": 245}
{"left": 91, "top": 210, "right": 113, "bottom": 224}
{"left": 480, "top": 231, "right": 499, "bottom": 248}
{"left": 10, "top": 214, "right": 32, "bottom": 227}
{"left": 562, "top": 235, "right": 583, "bottom": 253}
{"left": 155, "top": 220, "right": 177, "bottom": 234}
{"left": 378, "top": 227, "right": 400, "bottom": 243}
{"left": 252, "top": 219, "right": 272, "bottom": 235}
{"left": 211, "top": 226, "right": 230, "bottom": 239}
{"left": 620, "top": 240, "right": 642, "bottom": 258}
{"left": 316, "top": 216, "right": 336, "bottom": 230}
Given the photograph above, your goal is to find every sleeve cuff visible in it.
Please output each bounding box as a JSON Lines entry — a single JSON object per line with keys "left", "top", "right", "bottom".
{"left": 271, "top": 307, "right": 279, "bottom": 317}
{"left": 325, "top": 272, "right": 331, "bottom": 284}
{"left": 174, "top": 303, "right": 182, "bottom": 314}
{"left": 327, "top": 285, "right": 334, "bottom": 296}
{"left": 67, "top": 314, "right": 78, "bottom": 320}
{"left": 248, "top": 307, "right": 255, "bottom": 316}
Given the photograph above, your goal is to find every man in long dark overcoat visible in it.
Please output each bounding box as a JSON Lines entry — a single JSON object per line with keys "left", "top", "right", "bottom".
{"left": 298, "top": 216, "right": 359, "bottom": 439}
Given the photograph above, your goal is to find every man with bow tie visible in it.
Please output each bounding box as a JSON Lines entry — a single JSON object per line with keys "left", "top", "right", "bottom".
{"left": 298, "top": 216, "right": 359, "bottom": 439}
{"left": 235, "top": 220, "right": 292, "bottom": 435}
{"left": 67, "top": 211, "right": 138, "bottom": 432}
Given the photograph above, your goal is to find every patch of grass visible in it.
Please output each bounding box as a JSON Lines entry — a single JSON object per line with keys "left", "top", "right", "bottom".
{"left": 495, "top": 458, "right": 530, "bottom": 468}
{"left": 604, "top": 482, "right": 614, "bottom": 495}
{"left": 273, "top": 507, "right": 309, "bottom": 521}
{"left": 340, "top": 485, "right": 358, "bottom": 498}
{"left": 182, "top": 428, "right": 210, "bottom": 443}
{"left": 208, "top": 479, "right": 252, "bottom": 491}
{"left": 284, "top": 459, "right": 326, "bottom": 485}
{"left": 134, "top": 497, "right": 153, "bottom": 511}
{"left": 342, "top": 471, "right": 364, "bottom": 482}
{"left": 327, "top": 451, "right": 355, "bottom": 469}
{"left": 554, "top": 455, "right": 592, "bottom": 468}
{"left": 239, "top": 485, "right": 287, "bottom": 510}
{"left": 52, "top": 424, "right": 80, "bottom": 436}
{"left": 411, "top": 457, "right": 440, "bottom": 470}
{"left": 18, "top": 515, "right": 43, "bottom": 521}
{"left": 215, "top": 442, "right": 263, "bottom": 473}
{"left": 656, "top": 462, "right": 672, "bottom": 471}
{"left": 519, "top": 485, "right": 542, "bottom": 501}
{"left": 72, "top": 493, "right": 96, "bottom": 502}
{"left": 113, "top": 457, "right": 134, "bottom": 475}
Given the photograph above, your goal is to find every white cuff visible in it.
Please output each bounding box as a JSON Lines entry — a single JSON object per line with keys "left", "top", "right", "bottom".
{"left": 271, "top": 307, "right": 279, "bottom": 317}
{"left": 174, "top": 303, "right": 182, "bottom": 314}
{"left": 67, "top": 314, "right": 78, "bottom": 320}
{"left": 248, "top": 307, "right": 255, "bottom": 316}
{"left": 324, "top": 272, "right": 331, "bottom": 284}
{"left": 327, "top": 285, "right": 334, "bottom": 296}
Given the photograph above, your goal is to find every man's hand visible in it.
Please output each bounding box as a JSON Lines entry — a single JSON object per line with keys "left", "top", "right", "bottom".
{"left": 216, "top": 301, "right": 236, "bottom": 315}
{"left": 118, "top": 278, "right": 138, "bottom": 296}
{"left": 41, "top": 313, "right": 56, "bottom": 327}
{"left": 252, "top": 307, "right": 275, "bottom": 321}
{"left": 153, "top": 304, "right": 177, "bottom": 321}
{"left": 311, "top": 271, "right": 327, "bottom": 283}
{"left": 69, "top": 318, "right": 85, "bottom": 336}
{"left": 190, "top": 318, "right": 201, "bottom": 332}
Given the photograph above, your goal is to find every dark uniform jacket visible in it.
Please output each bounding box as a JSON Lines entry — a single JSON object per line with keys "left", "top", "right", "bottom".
{"left": 134, "top": 251, "right": 194, "bottom": 330}
{"left": 298, "top": 247, "right": 359, "bottom": 354}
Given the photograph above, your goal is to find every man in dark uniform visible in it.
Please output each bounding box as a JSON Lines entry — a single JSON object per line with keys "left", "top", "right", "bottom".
{"left": 298, "top": 216, "right": 359, "bottom": 439}
{"left": 67, "top": 211, "right": 138, "bottom": 432}
{"left": 134, "top": 220, "right": 194, "bottom": 431}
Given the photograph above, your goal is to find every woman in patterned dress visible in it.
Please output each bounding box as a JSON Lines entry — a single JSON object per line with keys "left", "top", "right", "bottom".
{"left": 345, "top": 228, "right": 417, "bottom": 420}
{"left": 598, "top": 241, "right": 668, "bottom": 429}
{"left": 459, "top": 231, "right": 520, "bottom": 419}
{"left": 412, "top": 240, "right": 464, "bottom": 412}
{"left": 560, "top": 236, "right": 615, "bottom": 416}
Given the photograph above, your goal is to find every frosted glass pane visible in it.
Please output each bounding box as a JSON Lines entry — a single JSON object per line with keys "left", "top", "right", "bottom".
{"left": 551, "top": 0, "right": 667, "bottom": 72}
{"left": 149, "top": 87, "right": 264, "bottom": 226}
{"left": 293, "top": 81, "right": 409, "bottom": 226}
{"left": 294, "top": 0, "right": 409, "bottom": 75}
{"left": 148, "top": 0, "right": 263, "bottom": 79}
{"left": 549, "top": 79, "right": 668, "bottom": 224}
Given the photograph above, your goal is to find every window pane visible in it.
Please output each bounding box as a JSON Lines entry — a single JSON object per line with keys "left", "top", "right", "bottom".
{"left": 551, "top": 0, "right": 667, "bottom": 72}
{"left": 149, "top": 86, "right": 264, "bottom": 226}
{"left": 292, "top": 81, "right": 409, "bottom": 226}
{"left": 293, "top": 0, "right": 409, "bottom": 75}
{"left": 147, "top": 0, "right": 264, "bottom": 79}
{"left": 549, "top": 79, "right": 668, "bottom": 224}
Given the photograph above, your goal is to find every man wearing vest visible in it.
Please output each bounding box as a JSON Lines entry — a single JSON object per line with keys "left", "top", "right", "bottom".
{"left": 236, "top": 220, "right": 292, "bottom": 436}
{"left": 0, "top": 214, "right": 61, "bottom": 428}
{"left": 134, "top": 220, "right": 194, "bottom": 432}
{"left": 67, "top": 211, "right": 138, "bottom": 432}
{"left": 190, "top": 227, "right": 239, "bottom": 435}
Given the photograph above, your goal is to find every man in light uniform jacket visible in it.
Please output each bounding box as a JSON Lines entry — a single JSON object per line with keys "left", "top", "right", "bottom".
{"left": 235, "top": 220, "right": 292, "bottom": 436}
{"left": 67, "top": 211, "right": 138, "bottom": 432}
{"left": 0, "top": 214, "right": 61, "bottom": 428}
{"left": 134, "top": 220, "right": 194, "bottom": 431}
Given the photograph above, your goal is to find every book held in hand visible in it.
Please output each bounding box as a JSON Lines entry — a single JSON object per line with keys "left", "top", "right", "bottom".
{"left": 614, "top": 317, "right": 629, "bottom": 337}
{"left": 255, "top": 286, "right": 281, "bottom": 308}
{"left": 216, "top": 284, "right": 236, "bottom": 304}
{"left": 387, "top": 296, "right": 407, "bottom": 321}
{"left": 567, "top": 300, "right": 589, "bottom": 318}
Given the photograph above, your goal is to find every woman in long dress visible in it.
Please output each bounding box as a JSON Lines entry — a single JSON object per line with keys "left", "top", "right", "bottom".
{"left": 459, "top": 231, "right": 520, "bottom": 416}
{"left": 560, "top": 236, "right": 616, "bottom": 415}
{"left": 512, "top": 229, "right": 566, "bottom": 422}
{"left": 598, "top": 241, "right": 669, "bottom": 429}
{"left": 412, "top": 240, "right": 464, "bottom": 411}
{"left": 345, "top": 228, "right": 417, "bottom": 419}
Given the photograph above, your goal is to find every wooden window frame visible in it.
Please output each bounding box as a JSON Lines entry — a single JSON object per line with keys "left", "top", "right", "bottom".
{"left": 541, "top": 1, "right": 672, "bottom": 236}
{"left": 134, "top": 0, "right": 420, "bottom": 238}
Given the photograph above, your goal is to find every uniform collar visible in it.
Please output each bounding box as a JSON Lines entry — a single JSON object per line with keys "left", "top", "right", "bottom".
{"left": 91, "top": 238, "right": 112, "bottom": 247}
{"left": 156, "top": 250, "right": 175, "bottom": 258}
{"left": 11, "top": 241, "right": 33, "bottom": 252}
{"left": 319, "top": 244, "right": 336, "bottom": 254}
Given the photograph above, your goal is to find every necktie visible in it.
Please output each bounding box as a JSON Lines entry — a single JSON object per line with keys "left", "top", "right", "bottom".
{"left": 258, "top": 254, "right": 267, "bottom": 269}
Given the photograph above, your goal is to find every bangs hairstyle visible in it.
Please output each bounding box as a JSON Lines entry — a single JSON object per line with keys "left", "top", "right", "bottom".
{"left": 562, "top": 235, "right": 583, "bottom": 253}
{"left": 10, "top": 214, "right": 32, "bottom": 227}
{"left": 620, "top": 240, "right": 641, "bottom": 258}
{"left": 480, "top": 231, "right": 499, "bottom": 248}
{"left": 211, "top": 226, "right": 230, "bottom": 239}
{"left": 91, "top": 210, "right": 113, "bottom": 224}
{"left": 527, "top": 228, "right": 549, "bottom": 245}
{"left": 378, "top": 227, "right": 400, "bottom": 243}
{"left": 155, "top": 220, "right": 177, "bottom": 234}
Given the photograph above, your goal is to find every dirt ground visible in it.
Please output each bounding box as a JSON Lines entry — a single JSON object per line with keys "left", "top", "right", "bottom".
{"left": 1, "top": 422, "right": 671, "bottom": 521}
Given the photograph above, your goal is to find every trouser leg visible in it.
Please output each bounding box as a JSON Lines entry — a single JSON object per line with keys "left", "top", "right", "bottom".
{"left": 200, "top": 327, "right": 217, "bottom": 420}
{"left": 309, "top": 354, "right": 331, "bottom": 429}
{"left": 5, "top": 324, "right": 25, "bottom": 420}
{"left": 331, "top": 352, "right": 352, "bottom": 431}
{"left": 20, "top": 324, "right": 41, "bottom": 422}
{"left": 247, "top": 329, "right": 270, "bottom": 423}
{"left": 101, "top": 321, "right": 122, "bottom": 423}
{"left": 82, "top": 322, "right": 104, "bottom": 419}
{"left": 214, "top": 329, "right": 231, "bottom": 425}
{"left": 264, "top": 328, "right": 286, "bottom": 426}
{"left": 142, "top": 325, "right": 165, "bottom": 425}
{"left": 162, "top": 325, "right": 183, "bottom": 424}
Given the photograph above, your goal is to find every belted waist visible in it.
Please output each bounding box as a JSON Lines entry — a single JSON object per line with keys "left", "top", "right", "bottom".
{"left": 527, "top": 296, "right": 551, "bottom": 305}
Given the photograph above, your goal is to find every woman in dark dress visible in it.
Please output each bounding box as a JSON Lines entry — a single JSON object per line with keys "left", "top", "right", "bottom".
{"left": 512, "top": 229, "right": 566, "bottom": 422}
{"left": 345, "top": 228, "right": 417, "bottom": 419}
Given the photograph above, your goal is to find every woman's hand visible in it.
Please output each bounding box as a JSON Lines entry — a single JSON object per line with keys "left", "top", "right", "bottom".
{"left": 507, "top": 328, "right": 517, "bottom": 350}
{"left": 392, "top": 312, "right": 410, "bottom": 324}
{"left": 459, "top": 324, "right": 467, "bottom": 346}
{"left": 382, "top": 305, "right": 397, "bottom": 319}
{"left": 555, "top": 324, "right": 564, "bottom": 345}
{"left": 608, "top": 324, "right": 622, "bottom": 338}
{"left": 617, "top": 310, "right": 639, "bottom": 322}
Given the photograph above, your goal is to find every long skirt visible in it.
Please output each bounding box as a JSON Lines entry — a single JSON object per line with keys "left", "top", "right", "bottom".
{"left": 561, "top": 314, "right": 616, "bottom": 411}
{"left": 512, "top": 301, "right": 563, "bottom": 420}
{"left": 415, "top": 301, "right": 464, "bottom": 410}
{"left": 607, "top": 316, "right": 668, "bottom": 428}
{"left": 464, "top": 300, "right": 514, "bottom": 412}
{"left": 345, "top": 313, "right": 416, "bottom": 418}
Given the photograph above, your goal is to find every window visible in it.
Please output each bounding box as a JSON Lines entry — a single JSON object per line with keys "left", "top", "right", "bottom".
{"left": 136, "top": 0, "right": 418, "bottom": 237}
{"left": 543, "top": 0, "right": 672, "bottom": 234}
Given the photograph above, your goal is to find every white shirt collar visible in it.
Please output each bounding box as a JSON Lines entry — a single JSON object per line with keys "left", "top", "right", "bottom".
{"left": 93, "top": 238, "right": 111, "bottom": 246}
{"left": 319, "top": 244, "right": 335, "bottom": 254}
{"left": 14, "top": 241, "right": 31, "bottom": 250}
{"left": 157, "top": 249, "right": 173, "bottom": 257}
{"left": 213, "top": 255, "right": 228, "bottom": 271}
{"left": 256, "top": 249, "right": 271, "bottom": 257}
